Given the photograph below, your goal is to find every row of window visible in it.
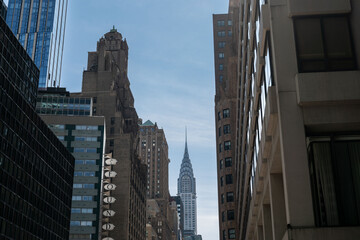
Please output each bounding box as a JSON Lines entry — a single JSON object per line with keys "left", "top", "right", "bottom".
{"left": 219, "top": 141, "right": 231, "bottom": 152}
{"left": 72, "top": 195, "right": 93, "bottom": 201}
{"left": 222, "top": 210, "right": 235, "bottom": 221}
{"left": 221, "top": 192, "right": 234, "bottom": 203}
{"left": 223, "top": 228, "right": 236, "bottom": 240}
{"left": 218, "top": 109, "right": 230, "bottom": 120}
{"left": 75, "top": 159, "right": 96, "bottom": 165}
{"left": 74, "top": 171, "right": 96, "bottom": 177}
{"left": 217, "top": 20, "right": 232, "bottom": 27}
{"left": 220, "top": 174, "right": 233, "bottom": 186}
{"left": 73, "top": 148, "right": 97, "bottom": 153}
{"left": 71, "top": 208, "right": 93, "bottom": 214}
{"left": 217, "top": 30, "right": 232, "bottom": 37}
{"left": 219, "top": 124, "right": 230, "bottom": 136}
{"left": 219, "top": 157, "right": 232, "bottom": 169}
{"left": 73, "top": 184, "right": 95, "bottom": 189}
{"left": 70, "top": 221, "right": 92, "bottom": 227}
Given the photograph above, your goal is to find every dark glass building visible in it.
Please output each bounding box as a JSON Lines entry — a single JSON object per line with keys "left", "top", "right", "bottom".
{"left": 0, "top": 0, "right": 6, "bottom": 19}
{"left": 6, "top": 0, "right": 68, "bottom": 88}
{"left": 0, "top": 15, "right": 74, "bottom": 239}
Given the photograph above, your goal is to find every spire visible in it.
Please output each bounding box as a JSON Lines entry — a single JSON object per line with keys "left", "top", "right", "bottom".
{"left": 184, "top": 126, "right": 189, "bottom": 159}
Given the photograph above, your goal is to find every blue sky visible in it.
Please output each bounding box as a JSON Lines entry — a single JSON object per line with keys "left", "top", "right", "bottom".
{"left": 5, "top": 0, "right": 228, "bottom": 238}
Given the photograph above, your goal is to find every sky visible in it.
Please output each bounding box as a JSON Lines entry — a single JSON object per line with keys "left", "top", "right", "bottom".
{"left": 4, "top": 0, "right": 228, "bottom": 239}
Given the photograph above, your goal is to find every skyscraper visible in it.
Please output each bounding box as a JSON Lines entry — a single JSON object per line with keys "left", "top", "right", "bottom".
{"left": 74, "top": 28, "right": 147, "bottom": 240}
{"left": 177, "top": 132, "right": 197, "bottom": 237}
{"left": 213, "top": 1, "right": 239, "bottom": 239}
{"left": 36, "top": 87, "right": 106, "bottom": 240}
{"left": 139, "top": 120, "right": 169, "bottom": 199}
{"left": 6, "top": 0, "right": 68, "bottom": 88}
{"left": 0, "top": 14, "right": 74, "bottom": 239}
{"left": 214, "top": 0, "right": 360, "bottom": 239}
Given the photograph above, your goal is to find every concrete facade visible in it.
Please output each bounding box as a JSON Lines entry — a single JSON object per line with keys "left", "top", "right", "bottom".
{"left": 214, "top": 0, "right": 360, "bottom": 239}
{"left": 73, "top": 28, "right": 147, "bottom": 240}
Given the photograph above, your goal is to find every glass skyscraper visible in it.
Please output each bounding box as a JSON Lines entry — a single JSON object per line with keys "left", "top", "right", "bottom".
{"left": 6, "top": 0, "right": 68, "bottom": 89}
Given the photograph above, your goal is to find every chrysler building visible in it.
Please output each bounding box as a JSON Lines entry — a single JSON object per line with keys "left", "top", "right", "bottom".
{"left": 177, "top": 131, "right": 197, "bottom": 237}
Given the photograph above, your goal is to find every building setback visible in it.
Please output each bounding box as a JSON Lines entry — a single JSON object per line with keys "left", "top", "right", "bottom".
{"left": 72, "top": 28, "right": 147, "bottom": 240}
{"left": 214, "top": 0, "right": 360, "bottom": 239}
{"left": 6, "top": 0, "right": 68, "bottom": 88}
{"left": 213, "top": 2, "right": 239, "bottom": 239}
{"left": 36, "top": 88, "right": 106, "bottom": 240}
{"left": 177, "top": 134, "right": 197, "bottom": 237}
{"left": 0, "top": 14, "right": 74, "bottom": 239}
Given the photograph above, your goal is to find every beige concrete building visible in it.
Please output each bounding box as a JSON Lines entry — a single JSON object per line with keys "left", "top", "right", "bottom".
{"left": 72, "top": 28, "right": 147, "bottom": 240}
{"left": 215, "top": 0, "right": 360, "bottom": 239}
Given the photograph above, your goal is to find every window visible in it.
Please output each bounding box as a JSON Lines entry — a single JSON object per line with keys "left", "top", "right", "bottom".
{"left": 218, "top": 111, "right": 221, "bottom": 121}
{"left": 220, "top": 176, "right": 224, "bottom": 187}
{"left": 220, "top": 159, "right": 223, "bottom": 170}
{"left": 229, "top": 229, "right": 236, "bottom": 239}
{"left": 227, "top": 210, "right": 234, "bottom": 220}
{"left": 224, "top": 158, "right": 231, "bottom": 169}
{"left": 223, "top": 109, "right": 230, "bottom": 118}
{"left": 219, "top": 75, "right": 224, "bottom": 82}
{"left": 218, "top": 42, "right": 226, "bottom": 48}
{"left": 76, "top": 125, "right": 97, "bottom": 130}
{"left": 228, "top": 30, "right": 232, "bottom": 37}
{"left": 219, "top": 127, "right": 222, "bottom": 137}
{"left": 219, "top": 143, "right": 222, "bottom": 153}
{"left": 221, "top": 194, "right": 224, "bottom": 204}
{"left": 111, "top": 117, "right": 115, "bottom": 125}
{"left": 294, "top": 15, "right": 356, "bottom": 72}
{"left": 226, "top": 174, "right": 233, "bottom": 185}
{"left": 228, "top": 20, "right": 232, "bottom": 26}
{"left": 217, "top": 20, "right": 225, "bottom": 26}
{"left": 226, "top": 192, "right": 234, "bottom": 202}
{"left": 308, "top": 137, "right": 360, "bottom": 227}
{"left": 93, "top": 97, "right": 97, "bottom": 104}
{"left": 109, "top": 139, "right": 114, "bottom": 147}
{"left": 222, "top": 211, "right": 225, "bottom": 222}
{"left": 219, "top": 52, "right": 225, "bottom": 59}
{"left": 224, "top": 141, "right": 231, "bottom": 150}
{"left": 223, "top": 124, "right": 230, "bottom": 134}
{"left": 219, "top": 64, "right": 224, "bottom": 70}
{"left": 218, "top": 31, "right": 226, "bottom": 37}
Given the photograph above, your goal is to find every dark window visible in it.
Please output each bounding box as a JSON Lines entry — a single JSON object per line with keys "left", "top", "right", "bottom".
{"left": 225, "top": 157, "right": 232, "bottom": 167}
{"left": 220, "top": 160, "right": 224, "bottom": 170}
{"left": 227, "top": 210, "right": 234, "bottom": 220}
{"left": 218, "top": 112, "right": 221, "bottom": 121}
{"left": 217, "top": 20, "right": 225, "bottom": 26}
{"left": 219, "top": 127, "right": 222, "bottom": 137}
{"left": 308, "top": 138, "right": 360, "bottom": 227}
{"left": 227, "top": 192, "right": 234, "bottom": 202}
{"left": 226, "top": 174, "right": 233, "bottom": 185}
{"left": 218, "top": 31, "right": 226, "bottom": 37}
{"left": 109, "top": 139, "right": 114, "bottom": 147}
{"left": 224, "top": 141, "right": 231, "bottom": 150}
{"left": 218, "top": 42, "right": 226, "bottom": 48}
{"left": 294, "top": 15, "right": 356, "bottom": 72}
{"left": 220, "top": 176, "right": 224, "bottom": 187}
{"left": 222, "top": 211, "right": 225, "bottom": 222}
{"left": 219, "top": 64, "right": 224, "bottom": 70}
{"left": 229, "top": 229, "right": 236, "bottom": 239}
{"left": 223, "top": 230, "right": 226, "bottom": 240}
{"left": 219, "top": 75, "right": 224, "bottom": 82}
{"left": 223, "top": 109, "right": 230, "bottom": 118}
{"left": 110, "top": 117, "right": 115, "bottom": 125}
{"left": 221, "top": 194, "right": 224, "bottom": 204}
{"left": 219, "top": 143, "right": 222, "bottom": 153}
{"left": 92, "top": 107, "right": 96, "bottom": 114}
{"left": 224, "top": 124, "right": 230, "bottom": 134}
{"left": 93, "top": 97, "right": 97, "bottom": 104}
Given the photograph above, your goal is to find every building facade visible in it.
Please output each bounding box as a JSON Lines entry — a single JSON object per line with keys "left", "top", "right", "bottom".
{"left": 177, "top": 135, "right": 197, "bottom": 237}
{"left": 213, "top": 2, "right": 239, "bottom": 239}
{"left": 36, "top": 88, "right": 106, "bottom": 240}
{"left": 6, "top": 0, "right": 68, "bottom": 88}
{"left": 0, "top": 0, "right": 6, "bottom": 19}
{"left": 139, "top": 120, "right": 169, "bottom": 199}
{"left": 0, "top": 14, "right": 74, "bottom": 239}
{"left": 170, "top": 195, "right": 184, "bottom": 240}
{"left": 73, "top": 28, "right": 147, "bottom": 240}
{"left": 214, "top": 0, "right": 360, "bottom": 239}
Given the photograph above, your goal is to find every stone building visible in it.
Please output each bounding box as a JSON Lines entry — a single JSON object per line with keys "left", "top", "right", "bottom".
{"left": 214, "top": 0, "right": 360, "bottom": 239}
{"left": 213, "top": 1, "right": 239, "bottom": 239}
{"left": 72, "top": 28, "right": 147, "bottom": 240}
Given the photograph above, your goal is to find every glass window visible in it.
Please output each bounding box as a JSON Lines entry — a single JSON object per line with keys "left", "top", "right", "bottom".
{"left": 227, "top": 192, "right": 234, "bottom": 202}
{"left": 229, "top": 229, "right": 236, "bottom": 239}
{"left": 219, "top": 127, "right": 222, "bottom": 137}
{"left": 294, "top": 15, "right": 355, "bottom": 72}
{"left": 219, "top": 143, "right": 222, "bottom": 153}
{"left": 221, "top": 194, "right": 224, "bottom": 204}
{"left": 217, "top": 20, "right": 225, "bottom": 26}
{"left": 224, "top": 141, "right": 231, "bottom": 150}
{"left": 228, "top": 20, "right": 232, "bottom": 26}
{"left": 225, "top": 157, "right": 232, "bottom": 167}
{"left": 226, "top": 174, "right": 233, "bottom": 185}
{"left": 218, "top": 31, "right": 226, "bottom": 37}
{"left": 227, "top": 210, "right": 235, "bottom": 220}
{"left": 223, "top": 124, "right": 230, "bottom": 134}
{"left": 223, "top": 109, "right": 230, "bottom": 118}
{"left": 219, "top": 52, "right": 225, "bottom": 59}
{"left": 220, "top": 159, "right": 224, "bottom": 170}
{"left": 228, "top": 30, "right": 232, "bottom": 37}
{"left": 219, "top": 64, "right": 224, "bottom": 70}
{"left": 218, "top": 42, "right": 226, "bottom": 48}
{"left": 219, "top": 75, "right": 224, "bottom": 82}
